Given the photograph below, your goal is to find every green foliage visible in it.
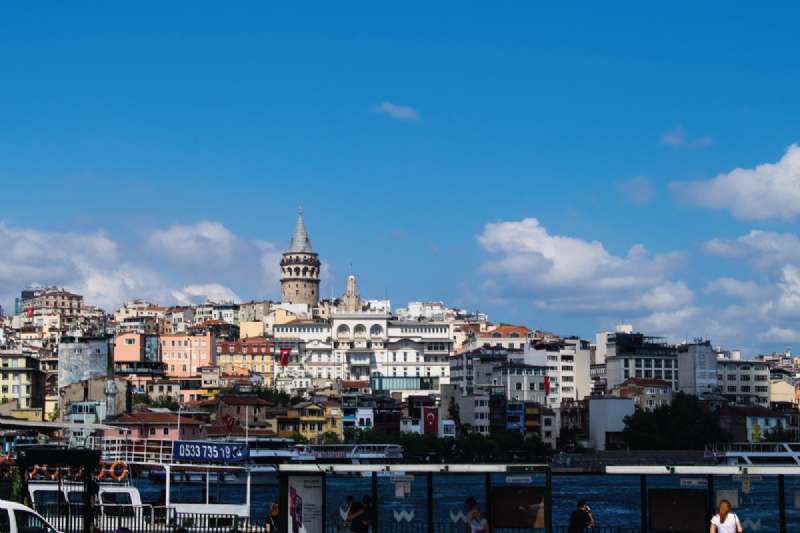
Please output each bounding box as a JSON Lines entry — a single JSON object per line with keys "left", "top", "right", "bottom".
{"left": 253, "top": 387, "right": 291, "bottom": 406}
{"left": 762, "top": 424, "right": 798, "bottom": 443}
{"left": 622, "top": 392, "right": 731, "bottom": 450}
{"left": 321, "top": 431, "right": 341, "bottom": 444}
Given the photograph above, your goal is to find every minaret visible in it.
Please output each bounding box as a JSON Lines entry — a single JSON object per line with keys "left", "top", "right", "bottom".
{"left": 280, "top": 207, "right": 321, "bottom": 306}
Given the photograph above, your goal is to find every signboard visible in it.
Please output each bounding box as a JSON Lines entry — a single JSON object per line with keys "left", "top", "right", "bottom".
{"left": 172, "top": 441, "right": 249, "bottom": 463}
{"left": 288, "top": 476, "right": 323, "bottom": 533}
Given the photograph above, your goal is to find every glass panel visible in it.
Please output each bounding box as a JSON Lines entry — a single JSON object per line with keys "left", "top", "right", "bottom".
{"left": 432, "top": 474, "right": 487, "bottom": 533}
{"left": 554, "top": 474, "right": 640, "bottom": 530}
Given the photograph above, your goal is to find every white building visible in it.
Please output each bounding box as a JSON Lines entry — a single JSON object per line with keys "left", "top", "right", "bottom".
{"left": 526, "top": 338, "right": 592, "bottom": 408}
{"left": 588, "top": 396, "right": 635, "bottom": 451}
{"left": 717, "top": 357, "right": 770, "bottom": 407}
{"left": 677, "top": 341, "right": 718, "bottom": 397}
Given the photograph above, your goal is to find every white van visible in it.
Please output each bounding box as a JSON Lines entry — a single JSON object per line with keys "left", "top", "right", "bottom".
{"left": 0, "top": 499, "right": 61, "bottom": 533}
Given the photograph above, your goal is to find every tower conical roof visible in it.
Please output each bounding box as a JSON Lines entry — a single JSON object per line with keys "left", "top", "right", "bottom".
{"left": 287, "top": 207, "right": 315, "bottom": 254}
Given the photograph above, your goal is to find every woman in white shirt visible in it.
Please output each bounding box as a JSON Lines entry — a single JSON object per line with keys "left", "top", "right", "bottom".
{"left": 710, "top": 499, "right": 743, "bottom": 533}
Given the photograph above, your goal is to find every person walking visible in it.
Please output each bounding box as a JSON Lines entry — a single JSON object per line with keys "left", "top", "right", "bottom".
{"left": 710, "top": 499, "right": 743, "bottom": 533}
{"left": 265, "top": 502, "right": 280, "bottom": 533}
{"left": 347, "top": 495, "right": 369, "bottom": 533}
{"left": 567, "top": 500, "right": 595, "bottom": 532}
{"left": 463, "top": 497, "right": 489, "bottom": 533}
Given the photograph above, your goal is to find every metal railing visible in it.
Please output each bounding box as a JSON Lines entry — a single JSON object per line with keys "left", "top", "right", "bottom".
{"left": 36, "top": 504, "right": 270, "bottom": 532}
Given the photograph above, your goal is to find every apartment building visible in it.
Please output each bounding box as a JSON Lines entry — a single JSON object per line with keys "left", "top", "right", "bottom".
{"left": 605, "top": 332, "right": 679, "bottom": 391}
{"left": 216, "top": 337, "right": 272, "bottom": 381}
{"left": 717, "top": 358, "right": 770, "bottom": 407}
{"left": 160, "top": 332, "right": 216, "bottom": 378}
{"left": 0, "top": 351, "right": 45, "bottom": 410}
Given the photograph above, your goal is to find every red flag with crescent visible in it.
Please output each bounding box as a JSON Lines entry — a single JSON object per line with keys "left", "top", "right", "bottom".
{"left": 280, "top": 348, "right": 291, "bottom": 366}
{"left": 423, "top": 406, "right": 438, "bottom": 435}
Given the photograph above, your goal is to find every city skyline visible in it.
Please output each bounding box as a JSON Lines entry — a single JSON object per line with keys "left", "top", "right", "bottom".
{"left": 2, "top": 4, "right": 800, "bottom": 355}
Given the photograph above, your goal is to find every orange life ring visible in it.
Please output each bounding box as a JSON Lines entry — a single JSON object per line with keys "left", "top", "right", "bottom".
{"left": 48, "top": 466, "right": 60, "bottom": 480}
{"left": 29, "top": 464, "right": 45, "bottom": 479}
{"left": 94, "top": 461, "right": 107, "bottom": 481}
{"left": 109, "top": 460, "right": 128, "bottom": 481}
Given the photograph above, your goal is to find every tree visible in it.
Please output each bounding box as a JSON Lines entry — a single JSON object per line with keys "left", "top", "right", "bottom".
{"left": 762, "top": 425, "right": 798, "bottom": 443}
{"left": 622, "top": 392, "right": 731, "bottom": 450}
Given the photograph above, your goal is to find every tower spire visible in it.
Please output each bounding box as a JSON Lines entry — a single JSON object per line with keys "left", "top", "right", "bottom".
{"left": 288, "top": 206, "right": 314, "bottom": 253}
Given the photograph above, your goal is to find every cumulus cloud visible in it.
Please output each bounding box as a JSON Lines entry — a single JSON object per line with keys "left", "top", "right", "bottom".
{"left": 760, "top": 326, "right": 800, "bottom": 342}
{"left": 703, "top": 230, "right": 800, "bottom": 268}
{"left": 146, "top": 221, "right": 243, "bottom": 264}
{"left": 659, "top": 126, "right": 714, "bottom": 149}
{"left": 705, "top": 278, "right": 762, "bottom": 300}
{"left": 672, "top": 144, "right": 800, "bottom": 220}
{"left": 172, "top": 284, "right": 240, "bottom": 305}
{"left": 373, "top": 101, "right": 419, "bottom": 121}
{"left": 615, "top": 176, "right": 655, "bottom": 204}
{"left": 476, "top": 218, "right": 688, "bottom": 316}
{"left": 0, "top": 220, "right": 292, "bottom": 312}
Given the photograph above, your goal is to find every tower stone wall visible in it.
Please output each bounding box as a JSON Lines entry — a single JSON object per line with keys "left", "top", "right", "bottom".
{"left": 280, "top": 208, "right": 321, "bottom": 306}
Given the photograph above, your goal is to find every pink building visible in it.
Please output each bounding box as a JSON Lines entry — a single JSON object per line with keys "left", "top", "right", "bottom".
{"left": 105, "top": 412, "right": 202, "bottom": 440}
{"left": 114, "top": 332, "right": 159, "bottom": 362}
{"left": 161, "top": 332, "right": 216, "bottom": 378}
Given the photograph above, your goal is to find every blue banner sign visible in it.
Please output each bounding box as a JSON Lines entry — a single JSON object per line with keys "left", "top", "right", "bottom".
{"left": 172, "top": 441, "right": 249, "bottom": 463}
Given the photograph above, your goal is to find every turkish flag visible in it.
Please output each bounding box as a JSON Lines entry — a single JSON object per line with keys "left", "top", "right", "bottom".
{"left": 279, "top": 348, "right": 291, "bottom": 366}
{"left": 27, "top": 307, "right": 33, "bottom": 318}
{"left": 423, "top": 406, "right": 438, "bottom": 435}
{"left": 544, "top": 376, "right": 550, "bottom": 396}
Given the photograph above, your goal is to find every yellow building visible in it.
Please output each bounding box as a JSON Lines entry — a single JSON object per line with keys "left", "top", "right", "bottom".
{"left": 283, "top": 401, "right": 343, "bottom": 442}
{"left": 215, "top": 337, "right": 272, "bottom": 385}
{"left": 0, "top": 351, "right": 45, "bottom": 411}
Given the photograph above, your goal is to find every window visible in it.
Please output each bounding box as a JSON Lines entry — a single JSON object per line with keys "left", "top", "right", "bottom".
{"left": 515, "top": 383, "right": 522, "bottom": 391}
{"left": 163, "top": 427, "right": 170, "bottom": 435}
{"left": 15, "top": 510, "right": 57, "bottom": 533}
{"left": 149, "top": 427, "right": 156, "bottom": 435}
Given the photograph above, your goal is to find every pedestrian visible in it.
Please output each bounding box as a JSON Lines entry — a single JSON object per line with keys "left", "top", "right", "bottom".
{"left": 347, "top": 495, "right": 369, "bottom": 533}
{"left": 333, "top": 496, "right": 355, "bottom": 532}
{"left": 710, "top": 499, "right": 743, "bottom": 533}
{"left": 468, "top": 505, "right": 489, "bottom": 533}
{"left": 265, "top": 502, "right": 279, "bottom": 533}
{"left": 464, "top": 496, "right": 481, "bottom": 533}
{"left": 567, "top": 500, "right": 595, "bottom": 533}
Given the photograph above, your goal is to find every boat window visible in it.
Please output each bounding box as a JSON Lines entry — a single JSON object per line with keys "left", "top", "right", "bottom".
{"left": 66, "top": 491, "right": 85, "bottom": 504}
{"left": 101, "top": 492, "right": 133, "bottom": 505}
{"left": 32, "top": 490, "right": 62, "bottom": 505}
{"left": 0, "top": 510, "right": 9, "bottom": 532}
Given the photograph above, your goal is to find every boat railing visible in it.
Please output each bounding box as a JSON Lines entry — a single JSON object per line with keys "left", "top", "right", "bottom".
{"left": 86, "top": 436, "right": 176, "bottom": 464}
{"left": 706, "top": 442, "right": 800, "bottom": 454}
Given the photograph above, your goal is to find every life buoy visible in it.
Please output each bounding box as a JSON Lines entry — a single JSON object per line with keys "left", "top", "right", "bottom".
{"left": 70, "top": 466, "right": 85, "bottom": 481}
{"left": 47, "top": 466, "right": 60, "bottom": 480}
{"left": 109, "top": 460, "right": 128, "bottom": 481}
{"left": 94, "top": 461, "right": 107, "bottom": 481}
{"left": 29, "top": 464, "right": 45, "bottom": 479}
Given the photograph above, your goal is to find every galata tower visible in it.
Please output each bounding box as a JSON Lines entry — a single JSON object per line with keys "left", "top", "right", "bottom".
{"left": 280, "top": 207, "right": 321, "bottom": 306}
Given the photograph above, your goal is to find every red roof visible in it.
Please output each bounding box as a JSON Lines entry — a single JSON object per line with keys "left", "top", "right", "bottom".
{"left": 219, "top": 396, "right": 271, "bottom": 406}
{"left": 479, "top": 324, "right": 531, "bottom": 338}
{"left": 112, "top": 413, "right": 202, "bottom": 425}
{"left": 621, "top": 378, "right": 672, "bottom": 388}
{"left": 340, "top": 380, "right": 370, "bottom": 388}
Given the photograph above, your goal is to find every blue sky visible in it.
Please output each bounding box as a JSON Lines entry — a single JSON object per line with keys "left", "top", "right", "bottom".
{"left": 1, "top": 3, "right": 799, "bottom": 355}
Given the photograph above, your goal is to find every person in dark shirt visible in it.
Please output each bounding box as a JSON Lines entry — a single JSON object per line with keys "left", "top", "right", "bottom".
{"left": 567, "top": 500, "right": 594, "bottom": 532}
{"left": 347, "top": 495, "right": 370, "bottom": 533}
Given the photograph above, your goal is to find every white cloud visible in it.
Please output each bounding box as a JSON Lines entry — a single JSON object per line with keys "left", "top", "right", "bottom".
{"left": 615, "top": 176, "right": 655, "bottom": 204}
{"left": 374, "top": 101, "right": 419, "bottom": 121}
{"left": 477, "top": 218, "right": 688, "bottom": 316}
{"left": 703, "top": 230, "right": 800, "bottom": 268}
{"left": 146, "top": 221, "right": 243, "bottom": 264}
{"left": 760, "top": 326, "right": 800, "bottom": 342}
{"left": 761, "top": 265, "right": 800, "bottom": 318}
{"left": 172, "top": 284, "right": 240, "bottom": 305}
{"left": 672, "top": 144, "right": 800, "bottom": 220}
{"left": 659, "top": 126, "right": 714, "bottom": 149}
{"left": 0, "top": 220, "right": 291, "bottom": 312}
{"left": 704, "top": 278, "right": 762, "bottom": 300}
